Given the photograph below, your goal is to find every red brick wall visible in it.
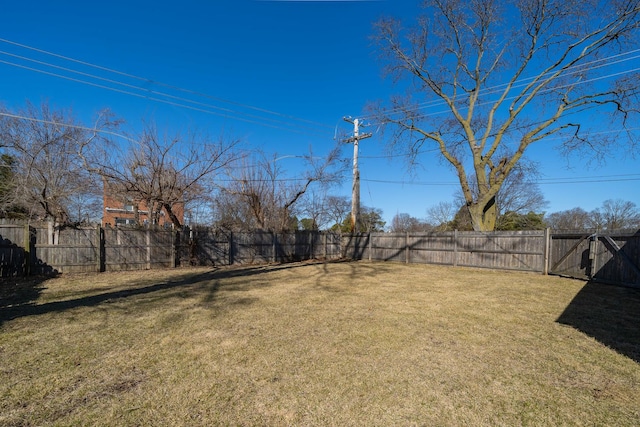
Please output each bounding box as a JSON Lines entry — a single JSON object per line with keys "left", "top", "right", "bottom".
{"left": 102, "top": 190, "right": 184, "bottom": 228}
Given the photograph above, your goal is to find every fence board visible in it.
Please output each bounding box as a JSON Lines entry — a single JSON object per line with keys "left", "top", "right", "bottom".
{"left": 344, "top": 231, "right": 546, "bottom": 273}
{"left": 103, "top": 227, "right": 173, "bottom": 271}
{"left": 0, "top": 225, "right": 28, "bottom": 276}
{"left": 32, "top": 227, "right": 98, "bottom": 274}
{"left": 549, "top": 231, "right": 640, "bottom": 287}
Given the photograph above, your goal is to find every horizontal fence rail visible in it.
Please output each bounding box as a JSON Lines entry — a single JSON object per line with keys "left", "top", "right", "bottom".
{"left": 1, "top": 221, "right": 638, "bottom": 287}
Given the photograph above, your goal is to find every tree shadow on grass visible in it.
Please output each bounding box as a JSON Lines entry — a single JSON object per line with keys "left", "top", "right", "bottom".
{"left": 1, "top": 275, "right": 53, "bottom": 324}
{"left": 0, "top": 260, "right": 337, "bottom": 325}
{"left": 556, "top": 280, "right": 640, "bottom": 364}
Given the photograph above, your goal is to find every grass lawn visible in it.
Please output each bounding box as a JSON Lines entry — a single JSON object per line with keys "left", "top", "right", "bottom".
{"left": 1, "top": 261, "right": 639, "bottom": 426}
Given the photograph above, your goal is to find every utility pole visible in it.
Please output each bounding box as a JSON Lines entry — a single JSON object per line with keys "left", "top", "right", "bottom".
{"left": 343, "top": 117, "right": 372, "bottom": 233}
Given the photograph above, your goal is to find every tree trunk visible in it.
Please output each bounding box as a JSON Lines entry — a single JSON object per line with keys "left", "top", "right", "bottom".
{"left": 163, "top": 203, "right": 183, "bottom": 230}
{"left": 468, "top": 197, "right": 497, "bottom": 231}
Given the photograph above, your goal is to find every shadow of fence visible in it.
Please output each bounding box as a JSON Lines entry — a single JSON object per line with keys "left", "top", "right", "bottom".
{"left": 556, "top": 280, "right": 640, "bottom": 363}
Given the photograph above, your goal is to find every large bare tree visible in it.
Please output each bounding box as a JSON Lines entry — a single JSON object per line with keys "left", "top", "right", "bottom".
{"left": 372, "top": 0, "right": 640, "bottom": 231}
{"left": 83, "top": 124, "right": 239, "bottom": 229}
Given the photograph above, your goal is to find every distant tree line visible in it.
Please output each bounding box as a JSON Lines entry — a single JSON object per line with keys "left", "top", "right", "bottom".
{"left": 390, "top": 198, "right": 639, "bottom": 233}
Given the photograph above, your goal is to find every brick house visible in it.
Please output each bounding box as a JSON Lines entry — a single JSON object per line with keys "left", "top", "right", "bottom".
{"left": 102, "top": 182, "right": 184, "bottom": 228}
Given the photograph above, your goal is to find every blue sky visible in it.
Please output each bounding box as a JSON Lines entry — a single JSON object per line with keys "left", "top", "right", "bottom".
{"left": 1, "top": 0, "right": 638, "bottom": 226}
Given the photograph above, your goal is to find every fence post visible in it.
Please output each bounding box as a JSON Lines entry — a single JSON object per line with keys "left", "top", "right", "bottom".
{"left": 588, "top": 234, "right": 598, "bottom": 278}
{"left": 405, "top": 232, "right": 410, "bottom": 264}
{"left": 229, "top": 231, "right": 234, "bottom": 265}
{"left": 23, "top": 223, "right": 31, "bottom": 276}
{"left": 272, "top": 232, "right": 277, "bottom": 263}
{"left": 96, "top": 225, "right": 100, "bottom": 273}
{"left": 323, "top": 232, "right": 327, "bottom": 260}
{"left": 47, "top": 221, "right": 53, "bottom": 245}
{"left": 543, "top": 228, "right": 550, "bottom": 275}
{"left": 146, "top": 229, "right": 151, "bottom": 270}
{"left": 171, "top": 229, "right": 177, "bottom": 268}
{"left": 453, "top": 230, "right": 458, "bottom": 267}
{"left": 368, "top": 233, "right": 372, "bottom": 262}
{"left": 96, "top": 225, "right": 105, "bottom": 273}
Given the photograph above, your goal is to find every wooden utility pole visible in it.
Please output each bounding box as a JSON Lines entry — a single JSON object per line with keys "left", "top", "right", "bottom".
{"left": 343, "top": 117, "right": 372, "bottom": 233}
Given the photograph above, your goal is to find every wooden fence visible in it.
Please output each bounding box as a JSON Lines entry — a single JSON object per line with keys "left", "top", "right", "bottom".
{"left": 0, "top": 224, "right": 342, "bottom": 275}
{"left": 187, "top": 229, "right": 342, "bottom": 266}
{"left": 342, "top": 230, "right": 549, "bottom": 273}
{"left": 1, "top": 222, "right": 638, "bottom": 287}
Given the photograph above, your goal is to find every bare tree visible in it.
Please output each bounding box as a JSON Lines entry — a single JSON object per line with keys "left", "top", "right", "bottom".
{"left": 299, "top": 191, "right": 328, "bottom": 231}
{"left": 83, "top": 123, "right": 239, "bottom": 229}
{"left": 389, "top": 212, "right": 432, "bottom": 232}
{"left": 426, "top": 201, "right": 457, "bottom": 230}
{"left": 223, "top": 147, "right": 346, "bottom": 232}
{"left": 547, "top": 200, "right": 639, "bottom": 231}
{"left": 222, "top": 154, "right": 275, "bottom": 230}
{"left": 0, "top": 102, "right": 111, "bottom": 225}
{"left": 545, "top": 207, "right": 591, "bottom": 230}
{"left": 590, "top": 199, "right": 640, "bottom": 230}
{"left": 372, "top": 0, "right": 640, "bottom": 231}
{"left": 325, "top": 195, "right": 352, "bottom": 230}
{"left": 211, "top": 189, "right": 258, "bottom": 230}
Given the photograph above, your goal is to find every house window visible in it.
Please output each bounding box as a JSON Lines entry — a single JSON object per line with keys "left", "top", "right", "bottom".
{"left": 115, "top": 218, "right": 136, "bottom": 226}
{"left": 124, "top": 204, "right": 135, "bottom": 212}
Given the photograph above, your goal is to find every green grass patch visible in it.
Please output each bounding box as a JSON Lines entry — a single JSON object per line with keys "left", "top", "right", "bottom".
{"left": 1, "top": 262, "right": 639, "bottom": 426}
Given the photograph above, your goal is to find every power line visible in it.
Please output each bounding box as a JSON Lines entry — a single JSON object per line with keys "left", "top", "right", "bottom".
{"left": 367, "top": 64, "right": 640, "bottom": 127}
{"left": 0, "top": 37, "right": 333, "bottom": 134}
{"left": 0, "top": 111, "right": 137, "bottom": 143}
{"left": 362, "top": 48, "right": 640, "bottom": 123}
{"left": 0, "top": 58, "right": 328, "bottom": 135}
{"left": 0, "top": 49, "right": 314, "bottom": 130}
{"left": 361, "top": 174, "right": 640, "bottom": 187}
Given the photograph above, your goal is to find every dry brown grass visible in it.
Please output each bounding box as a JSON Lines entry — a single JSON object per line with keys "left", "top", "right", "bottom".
{"left": 1, "top": 261, "right": 639, "bottom": 426}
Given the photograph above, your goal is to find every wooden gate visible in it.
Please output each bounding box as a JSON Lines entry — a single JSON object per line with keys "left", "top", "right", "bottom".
{"left": 550, "top": 231, "right": 640, "bottom": 287}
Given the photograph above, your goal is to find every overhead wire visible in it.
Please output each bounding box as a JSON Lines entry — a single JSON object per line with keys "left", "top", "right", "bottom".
{"left": 0, "top": 58, "right": 321, "bottom": 134}
{"left": 0, "top": 111, "right": 137, "bottom": 143}
{"left": 362, "top": 48, "right": 640, "bottom": 125}
{"left": 361, "top": 174, "right": 640, "bottom": 187}
{"left": 0, "top": 49, "right": 323, "bottom": 131}
{"left": 366, "top": 64, "right": 640, "bottom": 128}
{"left": 0, "top": 38, "right": 334, "bottom": 135}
